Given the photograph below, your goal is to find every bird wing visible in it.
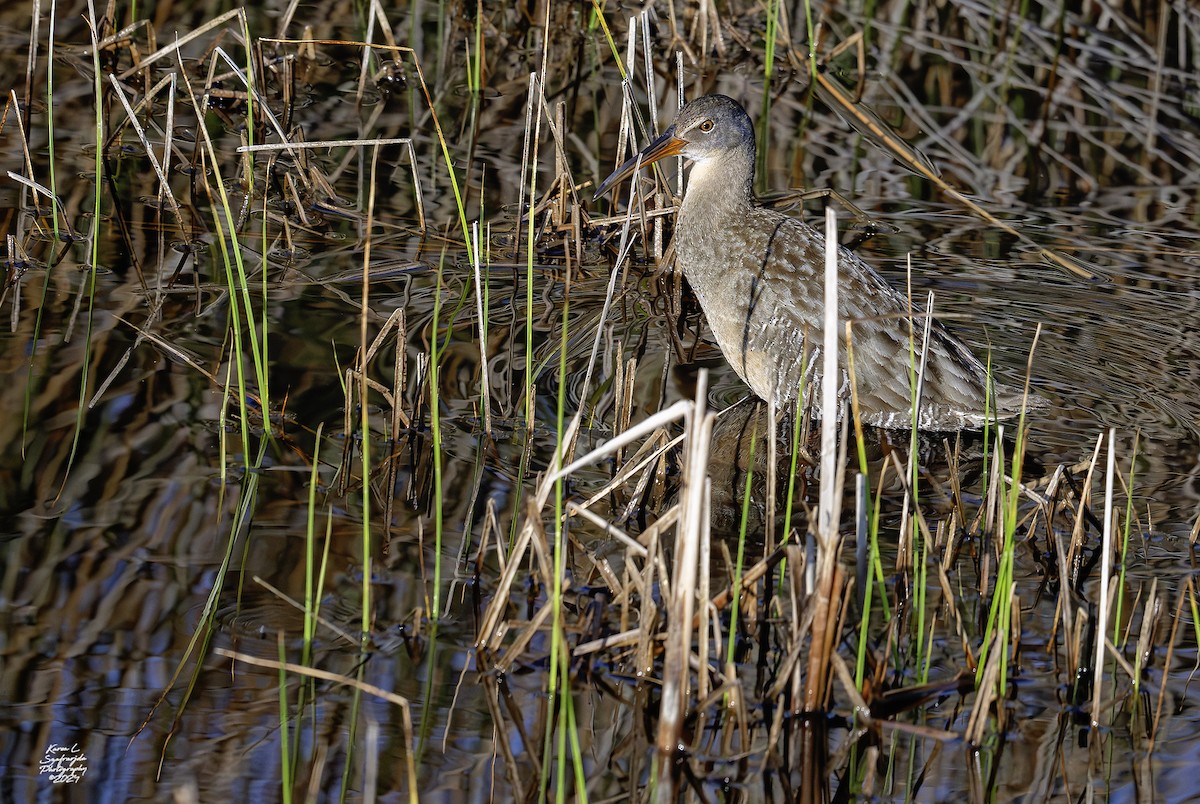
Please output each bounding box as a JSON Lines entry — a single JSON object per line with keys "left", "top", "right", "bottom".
{"left": 743, "top": 211, "right": 997, "bottom": 426}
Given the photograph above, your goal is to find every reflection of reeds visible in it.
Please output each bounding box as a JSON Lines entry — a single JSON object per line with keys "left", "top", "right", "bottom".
{"left": 6, "top": 0, "right": 1200, "bottom": 799}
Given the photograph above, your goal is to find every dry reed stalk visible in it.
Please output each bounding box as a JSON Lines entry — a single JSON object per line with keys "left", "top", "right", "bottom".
{"left": 475, "top": 517, "right": 538, "bottom": 653}
{"left": 1046, "top": 465, "right": 1080, "bottom": 678}
{"left": 5, "top": 169, "right": 77, "bottom": 243}
{"left": 975, "top": 434, "right": 1006, "bottom": 599}
{"left": 765, "top": 397, "right": 778, "bottom": 550}
{"left": 1091, "top": 427, "right": 1117, "bottom": 727}
{"left": 382, "top": 308, "right": 408, "bottom": 542}
{"left": 697, "top": 481, "right": 714, "bottom": 705}
{"left": 333, "top": 308, "right": 411, "bottom": 496}
{"left": 578, "top": 421, "right": 681, "bottom": 514}
{"left": 894, "top": 283, "right": 936, "bottom": 613}
{"left": 1149, "top": 581, "right": 1188, "bottom": 751}
{"left": 637, "top": 528, "right": 665, "bottom": 683}
{"left": 114, "top": 8, "right": 244, "bottom": 81}
{"left": 239, "top": 136, "right": 425, "bottom": 229}
{"left": 803, "top": 206, "right": 846, "bottom": 714}
{"left": 1133, "top": 579, "right": 1160, "bottom": 688}
{"left": 655, "top": 375, "right": 713, "bottom": 798}
{"left": 639, "top": 13, "right": 657, "bottom": 137}
{"left": 1069, "top": 435, "right": 1105, "bottom": 574}
{"left": 106, "top": 73, "right": 186, "bottom": 227}
{"left": 942, "top": 436, "right": 970, "bottom": 540}
{"left": 564, "top": 502, "right": 647, "bottom": 559}
{"left": 1121, "top": 584, "right": 1146, "bottom": 649}
{"left": 336, "top": 362, "right": 358, "bottom": 494}
{"left": 479, "top": 670, "right": 528, "bottom": 799}
{"left": 519, "top": 93, "right": 585, "bottom": 241}
{"left": 476, "top": 398, "right": 693, "bottom": 658}
{"left": 470, "top": 222, "right": 491, "bottom": 437}
{"left": 2, "top": 233, "right": 26, "bottom": 324}
{"left": 965, "top": 605, "right": 1007, "bottom": 745}
{"left": 615, "top": 26, "right": 636, "bottom": 163}
{"left": 21, "top": 0, "right": 41, "bottom": 142}
{"left": 933, "top": 541, "right": 969, "bottom": 653}
{"left": 7, "top": 86, "right": 41, "bottom": 212}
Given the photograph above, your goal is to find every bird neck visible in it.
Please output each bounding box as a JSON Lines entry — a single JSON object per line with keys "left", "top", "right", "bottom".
{"left": 681, "top": 150, "right": 756, "bottom": 219}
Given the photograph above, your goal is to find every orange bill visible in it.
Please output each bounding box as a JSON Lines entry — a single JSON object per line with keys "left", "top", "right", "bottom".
{"left": 594, "top": 127, "right": 688, "bottom": 199}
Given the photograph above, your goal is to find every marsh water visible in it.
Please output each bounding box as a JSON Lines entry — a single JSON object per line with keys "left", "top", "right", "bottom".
{"left": 2, "top": 0, "right": 1200, "bottom": 800}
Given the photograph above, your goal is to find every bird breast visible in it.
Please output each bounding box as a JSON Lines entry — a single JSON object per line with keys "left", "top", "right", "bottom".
{"left": 675, "top": 205, "right": 826, "bottom": 406}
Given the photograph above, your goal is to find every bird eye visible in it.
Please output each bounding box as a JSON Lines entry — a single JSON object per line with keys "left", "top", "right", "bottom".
{"left": 698, "top": 119, "right": 714, "bottom": 133}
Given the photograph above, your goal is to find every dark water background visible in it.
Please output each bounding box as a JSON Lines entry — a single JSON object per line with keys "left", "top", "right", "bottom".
{"left": 2, "top": 0, "right": 1199, "bottom": 800}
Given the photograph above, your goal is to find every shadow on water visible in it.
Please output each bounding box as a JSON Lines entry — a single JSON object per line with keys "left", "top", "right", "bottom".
{"left": 2, "top": 0, "right": 1199, "bottom": 800}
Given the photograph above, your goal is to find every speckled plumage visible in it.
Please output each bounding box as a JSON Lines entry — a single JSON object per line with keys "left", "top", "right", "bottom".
{"left": 598, "top": 94, "right": 1042, "bottom": 430}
